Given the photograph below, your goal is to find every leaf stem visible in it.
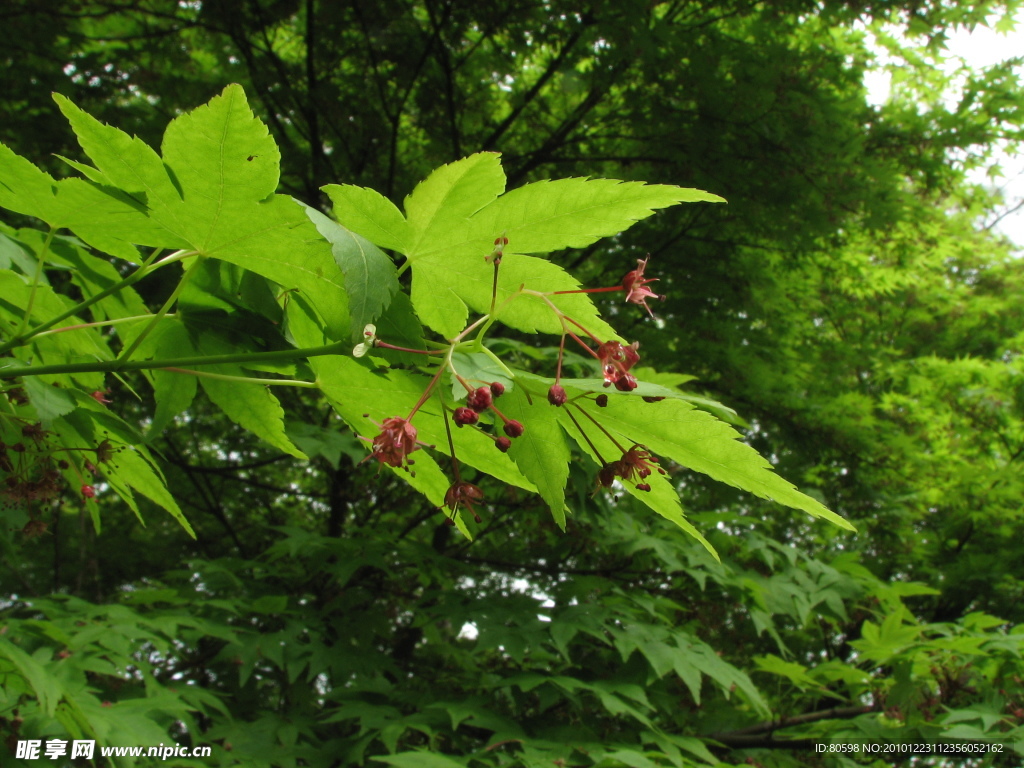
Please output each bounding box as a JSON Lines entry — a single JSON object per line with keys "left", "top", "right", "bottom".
{"left": 375, "top": 341, "right": 438, "bottom": 356}
{"left": 10, "top": 226, "right": 56, "bottom": 341}
{"left": 573, "top": 402, "right": 628, "bottom": 454}
{"left": 478, "top": 345, "right": 516, "bottom": 381}
{"left": 551, "top": 285, "right": 623, "bottom": 295}
{"left": 162, "top": 367, "right": 320, "bottom": 388}
{"left": 406, "top": 363, "right": 447, "bottom": 421}
{"left": 0, "top": 340, "right": 350, "bottom": 379}
{"left": 0, "top": 247, "right": 191, "bottom": 356}
{"left": 118, "top": 254, "right": 204, "bottom": 363}
{"left": 474, "top": 284, "right": 524, "bottom": 343}
{"left": 32, "top": 314, "right": 173, "bottom": 339}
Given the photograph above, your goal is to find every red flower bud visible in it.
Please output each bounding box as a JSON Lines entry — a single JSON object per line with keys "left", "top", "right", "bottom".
{"left": 614, "top": 373, "right": 638, "bottom": 392}
{"left": 81, "top": 485, "right": 96, "bottom": 498}
{"left": 453, "top": 407, "right": 479, "bottom": 427}
{"left": 547, "top": 384, "right": 567, "bottom": 406}
{"left": 503, "top": 420, "right": 524, "bottom": 438}
{"left": 595, "top": 394, "right": 608, "bottom": 407}
{"left": 489, "top": 381, "right": 505, "bottom": 397}
{"left": 494, "top": 436, "right": 512, "bottom": 452}
{"left": 467, "top": 386, "right": 493, "bottom": 413}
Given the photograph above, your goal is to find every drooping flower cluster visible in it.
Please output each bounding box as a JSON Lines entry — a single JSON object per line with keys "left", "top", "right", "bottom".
{"left": 443, "top": 480, "right": 484, "bottom": 524}
{"left": 354, "top": 246, "right": 675, "bottom": 522}
{"left": 597, "top": 444, "right": 666, "bottom": 492}
{"left": 597, "top": 340, "right": 640, "bottom": 391}
{"left": 1, "top": 404, "right": 120, "bottom": 523}
{"left": 360, "top": 416, "right": 425, "bottom": 472}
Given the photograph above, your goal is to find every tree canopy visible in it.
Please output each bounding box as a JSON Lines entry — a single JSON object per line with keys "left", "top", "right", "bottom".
{"left": 2, "top": 1, "right": 1024, "bottom": 766}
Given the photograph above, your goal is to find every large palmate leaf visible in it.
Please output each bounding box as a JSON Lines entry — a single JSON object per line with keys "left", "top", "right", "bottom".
{"left": 53, "top": 87, "right": 350, "bottom": 338}
{"left": 331, "top": 153, "right": 721, "bottom": 339}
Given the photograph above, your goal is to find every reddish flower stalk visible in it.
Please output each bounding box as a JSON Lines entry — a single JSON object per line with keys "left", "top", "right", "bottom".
{"left": 440, "top": 402, "right": 486, "bottom": 524}
{"left": 551, "top": 256, "right": 666, "bottom": 317}
{"left": 564, "top": 407, "right": 608, "bottom": 469}
{"left": 375, "top": 341, "right": 435, "bottom": 356}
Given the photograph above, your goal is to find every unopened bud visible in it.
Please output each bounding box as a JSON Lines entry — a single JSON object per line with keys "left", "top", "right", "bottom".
{"left": 467, "top": 386, "right": 493, "bottom": 413}
{"left": 595, "top": 394, "right": 608, "bottom": 407}
{"left": 547, "top": 384, "right": 567, "bottom": 406}
{"left": 503, "top": 420, "right": 525, "bottom": 438}
{"left": 453, "top": 407, "right": 479, "bottom": 427}
{"left": 495, "top": 436, "right": 512, "bottom": 452}
{"left": 489, "top": 381, "right": 505, "bottom": 397}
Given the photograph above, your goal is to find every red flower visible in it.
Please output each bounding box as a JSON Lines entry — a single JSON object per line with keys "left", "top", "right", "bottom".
{"left": 503, "top": 419, "right": 525, "bottom": 438}
{"left": 453, "top": 407, "right": 479, "bottom": 427}
{"left": 597, "top": 444, "right": 666, "bottom": 492}
{"left": 444, "top": 481, "right": 485, "bottom": 523}
{"left": 547, "top": 384, "right": 567, "bottom": 406}
{"left": 467, "top": 386, "right": 493, "bottom": 413}
{"left": 597, "top": 340, "right": 640, "bottom": 391}
{"left": 361, "top": 417, "right": 423, "bottom": 471}
{"left": 621, "top": 257, "right": 665, "bottom": 318}
{"left": 81, "top": 484, "right": 97, "bottom": 498}
{"left": 90, "top": 389, "right": 112, "bottom": 405}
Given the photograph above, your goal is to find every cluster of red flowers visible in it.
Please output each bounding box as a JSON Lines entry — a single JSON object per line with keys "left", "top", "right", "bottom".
{"left": 1, "top": 414, "right": 113, "bottom": 537}
{"left": 359, "top": 252, "right": 673, "bottom": 523}
{"left": 597, "top": 341, "right": 640, "bottom": 392}
{"left": 361, "top": 416, "right": 425, "bottom": 471}
{"left": 597, "top": 444, "right": 666, "bottom": 492}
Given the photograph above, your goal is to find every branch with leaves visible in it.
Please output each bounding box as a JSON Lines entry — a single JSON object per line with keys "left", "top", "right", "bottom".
{"left": 0, "top": 84, "right": 853, "bottom": 556}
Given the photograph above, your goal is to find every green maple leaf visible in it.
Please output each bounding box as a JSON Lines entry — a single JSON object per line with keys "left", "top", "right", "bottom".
{"left": 52, "top": 86, "right": 350, "bottom": 338}
{"left": 0, "top": 142, "right": 173, "bottom": 259}
{"left": 331, "top": 152, "right": 722, "bottom": 339}
{"left": 137, "top": 320, "right": 305, "bottom": 459}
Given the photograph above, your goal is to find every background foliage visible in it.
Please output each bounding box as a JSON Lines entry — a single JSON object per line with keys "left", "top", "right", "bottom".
{"left": 2, "top": 0, "right": 1024, "bottom": 765}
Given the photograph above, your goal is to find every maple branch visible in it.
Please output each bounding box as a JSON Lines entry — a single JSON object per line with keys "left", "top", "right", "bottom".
{"left": 706, "top": 704, "right": 875, "bottom": 749}
{"left": 0, "top": 340, "right": 350, "bottom": 379}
